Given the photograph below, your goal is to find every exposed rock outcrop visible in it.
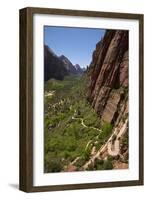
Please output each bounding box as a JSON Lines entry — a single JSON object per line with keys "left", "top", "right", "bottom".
{"left": 87, "top": 30, "right": 128, "bottom": 125}
{"left": 59, "top": 55, "right": 83, "bottom": 75}
{"left": 59, "top": 55, "right": 77, "bottom": 74}
{"left": 74, "top": 64, "right": 84, "bottom": 74}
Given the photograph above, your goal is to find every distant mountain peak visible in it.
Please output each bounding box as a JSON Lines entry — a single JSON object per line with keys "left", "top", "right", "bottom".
{"left": 74, "top": 64, "right": 81, "bottom": 70}
{"left": 59, "top": 55, "right": 83, "bottom": 75}
{"left": 44, "top": 45, "right": 69, "bottom": 81}
{"left": 44, "top": 45, "right": 58, "bottom": 57}
{"left": 59, "top": 55, "right": 68, "bottom": 60}
{"left": 59, "top": 55, "right": 73, "bottom": 66}
{"left": 44, "top": 45, "right": 83, "bottom": 81}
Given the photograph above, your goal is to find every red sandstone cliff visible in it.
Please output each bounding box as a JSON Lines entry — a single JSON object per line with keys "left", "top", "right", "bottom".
{"left": 87, "top": 30, "right": 128, "bottom": 125}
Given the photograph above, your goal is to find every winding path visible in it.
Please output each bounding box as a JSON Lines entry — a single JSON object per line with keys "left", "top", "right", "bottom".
{"left": 82, "top": 119, "right": 128, "bottom": 169}
{"left": 107, "top": 140, "right": 119, "bottom": 156}
{"left": 107, "top": 119, "right": 128, "bottom": 156}
{"left": 69, "top": 114, "right": 102, "bottom": 165}
{"left": 71, "top": 116, "right": 102, "bottom": 132}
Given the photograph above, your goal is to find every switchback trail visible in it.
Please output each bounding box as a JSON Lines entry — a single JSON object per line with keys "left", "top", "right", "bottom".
{"left": 82, "top": 119, "right": 128, "bottom": 169}
{"left": 107, "top": 119, "right": 128, "bottom": 156}
{"left": 71, "top": 116, "right": 102, "bottom": 132}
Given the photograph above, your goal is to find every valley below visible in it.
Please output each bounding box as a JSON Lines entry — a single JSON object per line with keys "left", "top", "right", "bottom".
{"left": 44, "top": 74, "right": 128, "bottom": 173}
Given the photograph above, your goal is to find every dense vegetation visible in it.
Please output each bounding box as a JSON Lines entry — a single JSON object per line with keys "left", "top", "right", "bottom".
{"left": 44, "top": 75, "right": 113, "bottom": 173}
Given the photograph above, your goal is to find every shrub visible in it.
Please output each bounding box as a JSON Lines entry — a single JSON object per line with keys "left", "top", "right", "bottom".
{"left": 94, "top": 158, "right": 104, "bottom": 170}
{"left": 45, "top": 158, "right": 63, "bottom": 173}
{"left": 107, "top": 155, "right": 113, "bottom": 162}
{"left": 91, "top": 158, "right": 113, "bottom": 171}
{"left": 87, "top": 163, "right": 94, "bottom": 171}
{"left": 66, "top": 140, "right": 77, "bottom": 151}
{"left": 95, "top": 142, "right": 102, "bottom": 151}
{"left": 83, "top": 146, "right": 91, "bottom": 161}
{"left": 99, "top": 122, "right": 112, "bottom": 140}
{"left": 83, "top": 111, "right": 100, "bottom": 127}
{"left": 63, "top": 151, "right": 70, "bottom": 159}
{"left": 95, "top": 158, "right": 104, "bottom": 165}
{"left": 122, "top": 133, "right": 128, "bottom": 146}
{"left": 103, "top": 159, "right": 113, "bottom": 170}
{"left": 76, "top": 157, "right": 86, "bottom": 168}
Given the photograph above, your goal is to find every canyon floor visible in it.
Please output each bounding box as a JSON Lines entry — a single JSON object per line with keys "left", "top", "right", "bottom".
{"left": 44, "top": 75, "right": 128, "bottom": 173}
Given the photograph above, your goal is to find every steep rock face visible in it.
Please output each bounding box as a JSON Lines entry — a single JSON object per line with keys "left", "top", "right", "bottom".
{"left": 59, "top": 55, "right": 77, "bottom": 74}
{"left": 87, "top": 30, "right": 128, "bottom": 124}
{"left": 44, "top": 45, "right": 69, "bottom": 81}
{"left": 44, "top": 45, "right": 83, "bottom": 81}
{"left": 59, "top": 55, "right": 83, "bottom": 74}
{"left": 74, "top": 64, "right": 83, "bottom": 74}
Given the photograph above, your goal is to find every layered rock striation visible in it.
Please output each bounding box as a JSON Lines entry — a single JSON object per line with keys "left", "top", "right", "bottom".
{"left": 87, "top": 30, "right": 128, "bottom": 125}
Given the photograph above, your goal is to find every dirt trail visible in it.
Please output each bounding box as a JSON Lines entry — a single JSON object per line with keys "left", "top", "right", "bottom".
{"left": 72, "top": 116, "right": 101, "bottom": 132}
{"left": 70, "top": 114, "right": 101, "bottom": 165}
{"left": 107, "top": 119, "right": 128, "bottom": 156}
{"left": 44, "top": 90, "right": 55, "bottom": 97}
{"left": 82, "top": 119, "right": 128, "bottom": 169}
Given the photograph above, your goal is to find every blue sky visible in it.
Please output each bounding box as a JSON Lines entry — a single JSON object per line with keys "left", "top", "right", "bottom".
{"left": 44, "top": 26, "right": 105, "bottom": 68}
